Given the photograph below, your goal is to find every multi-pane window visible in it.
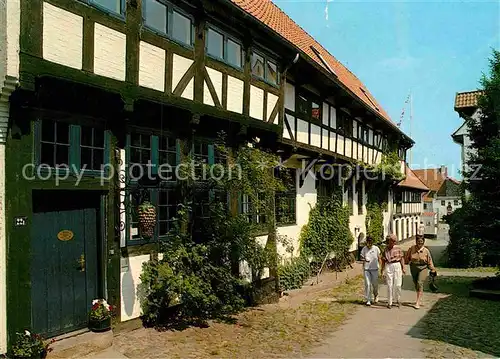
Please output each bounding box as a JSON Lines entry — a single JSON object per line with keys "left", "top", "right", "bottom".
{"left": 40, "top": 120, "right": 70, "bottom": 168}
{"left": 129, "top": 133, "right": 152, "bottom": 179}
{"left": 275, "top": 169, "right": 297, "bottom": 226}
{"left": 241, "top": 194, "right": 267, "bottom": 225}
{"left": 296, "top": 92, "right": 321, "bottom": 123}
{"left": 84, "top": 0, "right": 124, "bottom": 15}
{"left": 158, "top": 189, "right": 178, "bottom": 236}
{"left": 143, "top": 0, "right": 193, "bottom": 46}
{"left": 337, "top": 112, "right": 353, "bottom": 137}
{"left": 81, "top": 126, "right": 105, "bottom": 171}
{"left": 206, "top": 26, "right": 243, "bottom": 68}
{"left": 38, "top": 119, "right": 108, "bottom": 172}
{"left": 252, "top": 51, "right": 278, "bottom": 85}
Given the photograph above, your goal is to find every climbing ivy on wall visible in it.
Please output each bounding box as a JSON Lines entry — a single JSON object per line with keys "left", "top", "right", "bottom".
{"left": 299, "top": 185, "right": 353, "bottom": 265}
{"left": 365, "top": 182, "right": 389, "bottom": 245}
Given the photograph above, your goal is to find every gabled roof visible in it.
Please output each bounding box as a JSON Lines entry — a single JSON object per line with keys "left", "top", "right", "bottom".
{"left": 229, "top": 0, "right": 396, "bottom": 130}
{"left": 398, "top": 164, "right": 429, "bottom": 191}
{"left": 413, "top": 168, "right": 446, "bottom": 193}
{"left": 454, "top": 90, "right": 483, "bottom": 110}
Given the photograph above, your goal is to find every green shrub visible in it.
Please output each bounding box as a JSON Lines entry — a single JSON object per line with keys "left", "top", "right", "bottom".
{"left": 446, "top": 206, "right": 487, "bottom": 268}
{"left": 278, "top": 256, "right": 311, "bottom": 291}
{"left": 299, "top": 192, "right": 353, "bottom": 264}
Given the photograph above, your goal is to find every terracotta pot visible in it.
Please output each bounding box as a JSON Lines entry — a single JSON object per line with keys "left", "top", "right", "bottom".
{"left": 88, "top": 317, "right": 111, "bottom": 332}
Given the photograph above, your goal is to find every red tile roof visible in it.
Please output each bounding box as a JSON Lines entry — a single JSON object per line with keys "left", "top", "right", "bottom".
{"left": 229, "top": 0, "right": 394, "bottom": 127}
{"left": 398, "top": 164, "right": 429, "bottom": 191}
{"left": 422, "top": 212, "right": 436, "bottom": 217}
{"left": 413, "top": 168, "right": 447, "bottom": 193}
{"left": 454, "top": 90, "right": 483, "bottom": 109}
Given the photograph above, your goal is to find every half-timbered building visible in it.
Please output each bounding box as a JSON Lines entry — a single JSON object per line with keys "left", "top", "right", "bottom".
{"left": 0, "top": 0, "right": 416, "bottom": 349}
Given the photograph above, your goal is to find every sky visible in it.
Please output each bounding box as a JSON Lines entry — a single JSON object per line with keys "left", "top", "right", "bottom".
{"left": 274, "top": 0, "right": 500, "bottom": 179}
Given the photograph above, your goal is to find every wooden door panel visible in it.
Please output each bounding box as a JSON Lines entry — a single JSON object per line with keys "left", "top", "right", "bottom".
{"left": 31, "top": 201, "right": 99, "bottom": 337}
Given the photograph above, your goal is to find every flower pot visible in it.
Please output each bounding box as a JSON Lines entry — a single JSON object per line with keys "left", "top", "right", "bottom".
{"left": 88, "top": 317, "right": 111, "bottom": 332}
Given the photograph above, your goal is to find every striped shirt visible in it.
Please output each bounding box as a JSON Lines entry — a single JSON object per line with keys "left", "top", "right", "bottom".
{"left": 383, "top": 246, "right": 403, "bottom": 263}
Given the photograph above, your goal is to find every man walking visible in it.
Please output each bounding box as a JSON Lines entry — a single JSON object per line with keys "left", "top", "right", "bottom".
{"left": 381, "top": 234, "right": 406, "bottom": 308}
{"left": 360, "top": 236, "right": 381, "bottom": 306}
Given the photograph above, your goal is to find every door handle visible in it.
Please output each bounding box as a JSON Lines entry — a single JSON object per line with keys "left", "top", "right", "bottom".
{"left": 77, "top": 254, "right": 85, "bottom": 272}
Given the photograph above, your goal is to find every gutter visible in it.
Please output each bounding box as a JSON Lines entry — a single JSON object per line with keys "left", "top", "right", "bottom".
{"left": 218, "top": 0, "right": 413, "bottom": 143}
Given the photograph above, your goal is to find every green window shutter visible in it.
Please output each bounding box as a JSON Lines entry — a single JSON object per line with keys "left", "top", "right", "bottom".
{"left": 104, "top": 130, "right": 111, "bottom": 177}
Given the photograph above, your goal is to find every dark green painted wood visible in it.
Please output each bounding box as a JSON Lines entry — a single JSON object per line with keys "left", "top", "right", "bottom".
{"left": 82, "top": 17, "right": 95, "bottom": 73}
{"left": 20, "top": 0, "right": 42, "bottom": 57}
{"left": 193, "top": 17, "right": 206, "bottom": 104}
{"left": 31, "top": 205, "right": 98, "bottom": 337}
{"left": 222, "top": 73, "right": 228, "bottom": 109}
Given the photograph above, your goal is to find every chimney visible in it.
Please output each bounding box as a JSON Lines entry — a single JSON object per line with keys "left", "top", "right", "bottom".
{"left": 440, "top": 165, "right": 447, "bottom": 178}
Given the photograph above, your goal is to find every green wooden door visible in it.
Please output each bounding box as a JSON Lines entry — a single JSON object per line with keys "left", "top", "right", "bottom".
{"left": 31, "top": 206, "right": 99, "bottom": 337}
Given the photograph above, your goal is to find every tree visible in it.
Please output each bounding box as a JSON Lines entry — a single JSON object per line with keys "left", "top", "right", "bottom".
{"left": 462, "top": 49, "right": 500, "bottom": 265}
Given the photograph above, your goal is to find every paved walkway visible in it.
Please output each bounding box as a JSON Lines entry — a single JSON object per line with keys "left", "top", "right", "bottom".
{"left": 305, "top": 226, "right": 490, "bottom": 359}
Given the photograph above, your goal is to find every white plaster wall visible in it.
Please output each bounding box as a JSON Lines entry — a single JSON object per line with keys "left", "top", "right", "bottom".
{"left": 43, "top": 2, "right": 83, "bottom": 70}
{"left": 267, "top": 92, "right": 278, "bottom": 122}
{"left": 181, "top": 78, "right": 194, "bottom": 100}
{"left": 434, "top": 197, "right": 462, "bottom": 221}
{"left": 337, "top": 135, "right": 344, "bottom": 156}
{"left": 139, "top": 41, "right": 165, "bottom": 92}
{"left": 94, "top": 23, "right": 126, "bottom": 81}
{"left": 345, "top": 138, "right": 352, "bottom": 158}
{"left": 329, "top": 135, "right": 336, "bottom": 153}
{"left": 203, "top": 82, "right": 214, "bottom": 106}
{"left": 249, "top": 85, "right": 264, "bottom": 120}
{"left": 321, "top": 129, "right": 328, "bottom": 150}
{"left": 310, "top": 124, "right": 321, "bottom": 148}
{"left": 120, "top": 254, "right": 150, "bottom": 321}
{"left": 4, "top": 0, "right": 20, "bottom": 78}
{"left": 330, "top": 107, "right": 336, "bottom": 128}
{"left": 206, "top": 67, "right": 222, "bottom": 105}
{"left": 283, "top": 114, "right": 294, "bottom": 140}
{"left": 296, "top": 119, "right": 308, "bottom": 144}
{"left": 172, "top": 54, "right": 193, "bottom": 91}
{"left": 226, "top": 76, "right": 244, "bottom": 114}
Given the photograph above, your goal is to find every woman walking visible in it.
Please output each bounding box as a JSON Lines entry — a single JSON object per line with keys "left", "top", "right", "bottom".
{"left": 381, "top": 234, "right": 405, "bottom": 309}
{"left": 405, "top": 234, "right": 436, "bottom": 309}
{"left": 360, "top": 236, "right": 381, "bottom": 306}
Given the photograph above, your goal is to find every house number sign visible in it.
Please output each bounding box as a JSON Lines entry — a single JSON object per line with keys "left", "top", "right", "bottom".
{"left": 57, "top": 230, "right": 74, "bottom": 242}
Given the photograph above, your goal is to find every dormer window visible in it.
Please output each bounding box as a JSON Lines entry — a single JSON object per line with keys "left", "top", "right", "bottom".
{"left": 206, "top": 26, "right": 243, "bottom": 68}
{"left": 252, "top": 51, "right": 278, "bottom": 85}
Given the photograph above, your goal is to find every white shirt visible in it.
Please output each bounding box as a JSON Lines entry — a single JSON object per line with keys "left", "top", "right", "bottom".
{"left": 360, "top": 245, "right": 380, "bottom": 271}
{"left": 418, "top": 224, "right": 425, "bottom": 235}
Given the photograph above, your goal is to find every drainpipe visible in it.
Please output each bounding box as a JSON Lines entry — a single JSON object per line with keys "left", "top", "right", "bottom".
{"left": 0, "top": 75, "right": 16, "bottom": 355}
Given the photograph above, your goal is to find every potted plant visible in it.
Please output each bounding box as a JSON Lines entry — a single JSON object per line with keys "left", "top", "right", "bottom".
{"left": 10, "top": 330, "right": 54, "bottom": 359}
{"left": 88, "top": 299, "right": 113, "bottom": 332}
{"left": 137, "top": 201, "right": 156, "bottom": 239}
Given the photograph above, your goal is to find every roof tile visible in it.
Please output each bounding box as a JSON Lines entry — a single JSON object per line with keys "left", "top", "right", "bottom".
{"left": 455, "top": 90, "right": 483, "bottom": 109}
{"left": 229, "top": 0, "right": 393, "bottom": 125}
{"left": 398, "top": 164, "right": 429, "bottom": 191}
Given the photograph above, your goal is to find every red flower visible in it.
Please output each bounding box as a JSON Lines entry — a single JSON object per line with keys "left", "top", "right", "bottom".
{"left": 108, "top": 305, "right": 113, "bottom": 311}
